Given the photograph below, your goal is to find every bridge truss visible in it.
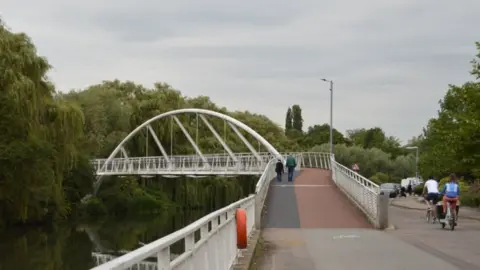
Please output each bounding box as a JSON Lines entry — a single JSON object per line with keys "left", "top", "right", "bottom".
{"left": 92, "top": 108, "right": 283, "bottom": 193}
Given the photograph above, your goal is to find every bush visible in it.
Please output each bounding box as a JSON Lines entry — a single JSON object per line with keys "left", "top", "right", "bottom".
{"left": 414, "top": 183, "right": 424, "bottom": 195}
{"left": 84, "top": 198, "right": 107, "bottom": 216}
{"left": 460, "top": 193, "right": 480, "bottom": 207}
{"left": 128, "top": 195, "right": 166, "bottom": 215}
{"left": 370, "top": 172, "right": 390, "bottom": 184}
{"left": 310, "top": 143, "right": 415, "bottom": 181}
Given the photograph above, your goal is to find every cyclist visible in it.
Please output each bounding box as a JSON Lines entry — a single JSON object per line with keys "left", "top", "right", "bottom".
{"left": 441, "top": 173, "right": 460, "bottom": 223}
{"left": 422, "top": 176, "right": 440, "bottom": 220}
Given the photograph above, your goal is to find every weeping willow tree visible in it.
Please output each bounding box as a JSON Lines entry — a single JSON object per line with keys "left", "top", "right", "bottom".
{"left": 0, "top": 20, "right": 86, "bottom": 226}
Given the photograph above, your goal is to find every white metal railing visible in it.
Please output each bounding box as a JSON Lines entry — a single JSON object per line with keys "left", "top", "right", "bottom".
{"left": 90, "top": 151, "right": 383, "bottom": 270}
{"left": 253, "top": 159, "right": 278, "bottom": 229}
{"left": 91, "top": 195, "right": 255, "bottom": 270}
{"left": 92, "top": 153, "right": 274, "bottom": 176}
{"left": 92, "top": 253, "right": 157, "bottom": 270}
{"left": 296, "top": 152, "right": 332, "bottom": 169}
{"left": 330, "top": 156, "right": 380, "bottom": 225}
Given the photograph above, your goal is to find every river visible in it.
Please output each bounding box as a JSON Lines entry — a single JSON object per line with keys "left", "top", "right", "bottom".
{"left": 0, "top": 209, "right": 215, "bottom": 270}
{"left": 0, "top": 175, "right": 257, "bottom": 270}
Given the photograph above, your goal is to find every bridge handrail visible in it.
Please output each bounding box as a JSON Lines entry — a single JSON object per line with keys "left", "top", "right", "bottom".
{"left": 92, "top": 152, "right": 274, "bottom": 163}
{"left": 330, "top": 155, "right": 381, "bottom": 226}
{"left": 90, "top": 195, "right": 255, "bottom": 270}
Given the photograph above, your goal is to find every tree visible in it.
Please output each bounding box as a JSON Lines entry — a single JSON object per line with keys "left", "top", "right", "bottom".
{"left": 471, "top": 42, "right": 480, "bottom": 80}
{"left": 285, "top": 107, "right": 292, "bottom": 133}
{"left": 301, "top": 124, "right": 346, "bottom": 148}
{"left": 363, "top": 127, "right": 386, "bottom": 149}
{"left": 0, "top": 20, "right": 89, "bottom": 225}
{"left": 291, "top": 104, "right": 303, "bottom": 132}
{"left": 310, "top": 143, "right": 415, "bottom": 183}
{"left": 419, "top": 42, "right": 480, "bottom": 180}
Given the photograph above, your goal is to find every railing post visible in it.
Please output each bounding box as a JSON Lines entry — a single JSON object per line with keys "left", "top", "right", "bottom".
{"left": 157, "top": 247, "right": 171, "bottom": 270}
{"left": 376, "top": 191, "right": 389, "bottom": 229}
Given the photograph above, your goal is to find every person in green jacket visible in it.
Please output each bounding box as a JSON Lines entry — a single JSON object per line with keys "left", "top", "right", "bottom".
{"left": 285, "top": 155, "right": 296, "bottom": 182}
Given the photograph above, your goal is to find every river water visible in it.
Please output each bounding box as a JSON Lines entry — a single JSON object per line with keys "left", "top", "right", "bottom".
{"left": 0, "top": 208, "right": 219, "bottom": 270}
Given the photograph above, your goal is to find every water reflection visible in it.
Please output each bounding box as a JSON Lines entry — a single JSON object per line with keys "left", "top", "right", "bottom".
{"left": 0, "top": 209, "right": 208, "bottom": 270}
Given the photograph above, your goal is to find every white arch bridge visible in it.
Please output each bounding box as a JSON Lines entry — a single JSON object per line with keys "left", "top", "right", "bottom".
{"left": 90, "top": 108, "right": 388, "bottom": 270}
{"left": 91, "top": 108, "right": 288, "bottom": 193}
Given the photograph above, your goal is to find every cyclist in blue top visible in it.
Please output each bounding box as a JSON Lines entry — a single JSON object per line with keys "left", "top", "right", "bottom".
{"left": 441, "top": 173, "right": 460, "bottom": 219}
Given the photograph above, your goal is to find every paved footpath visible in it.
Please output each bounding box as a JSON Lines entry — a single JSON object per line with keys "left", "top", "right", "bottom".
{"left": 391, "top": 196, "right": 480, "bottom": 220}
{"left": 388, "top": 204, "right": 480, "bottom": 270}
{"left": 251, "top": 169, "right": 470, "bottom": 270}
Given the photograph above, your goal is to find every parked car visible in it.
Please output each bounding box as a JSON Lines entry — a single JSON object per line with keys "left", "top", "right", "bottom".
{"left": 380, "top": 183, "right": 399, "bottom": 198}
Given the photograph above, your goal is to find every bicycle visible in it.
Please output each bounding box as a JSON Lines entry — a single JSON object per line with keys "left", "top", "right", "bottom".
{"left": 424, "top": 196, "right": 437, "bottom": 224}
{"left": 424, "top": 199, "right": 437, "bottom": 224}
{"left": 439, "top": 201, "right": 456, "bottom": 230}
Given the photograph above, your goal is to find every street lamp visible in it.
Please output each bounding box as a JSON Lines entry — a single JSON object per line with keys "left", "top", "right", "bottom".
{"left": 405, "top": 146, "right": 419, "bottom": 179}
{"left": 321, "top": 78, "right": 334, "bottom": 155}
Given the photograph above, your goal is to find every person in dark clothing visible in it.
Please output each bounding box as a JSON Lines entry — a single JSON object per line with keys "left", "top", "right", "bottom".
{"left": 407, "top": 181, "right": 413, "bottom": 196}
{"left": 275, "top": 159, "right": 284, "bottom": 182}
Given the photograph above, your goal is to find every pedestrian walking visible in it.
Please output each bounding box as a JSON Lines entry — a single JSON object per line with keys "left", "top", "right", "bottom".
{"left": 285, "top": 155, "right": 297, "bottom": 182}
{"left": 275, "top": 159, "right": 284, "bottom": 182}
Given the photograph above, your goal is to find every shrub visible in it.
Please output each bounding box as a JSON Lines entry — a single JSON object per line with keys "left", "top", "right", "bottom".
{"left": 370, "top": 172, "right": 390, "bottom": 184}
{"left": 84, "top": 198, "right": 107, "bottom": 216}
{"left": 460, "top": 193, "right": 480, "bottom": 207}
{"left": 414, "top": 183, "right": 424, "bottom": 195}
{"left": 310, "top": 143, "right": 415, "bottom": 181}
{"left": 128, "top": 195, "right": 165, "bottom": 215}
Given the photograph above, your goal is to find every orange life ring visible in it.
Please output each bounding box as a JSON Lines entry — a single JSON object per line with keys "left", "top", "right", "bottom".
{"left": 236, "top": 208, "right": 247, "bottom": 249}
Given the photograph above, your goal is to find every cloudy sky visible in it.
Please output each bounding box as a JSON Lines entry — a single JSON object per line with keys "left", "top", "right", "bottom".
{"left": 2, "top": 0, "right": 479, "bottom": 143}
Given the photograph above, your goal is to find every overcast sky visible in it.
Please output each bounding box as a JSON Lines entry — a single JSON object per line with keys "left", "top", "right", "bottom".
{"left": 2, "top": 0, "right": 479, "bottom": 143}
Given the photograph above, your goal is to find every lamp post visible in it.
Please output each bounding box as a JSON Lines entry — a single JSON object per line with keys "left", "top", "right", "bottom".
{"left": 405, "top": 146, "right": 419, "bottom": 179}
{"left": 321, "top": 78, "right": 334, "bottom": 156}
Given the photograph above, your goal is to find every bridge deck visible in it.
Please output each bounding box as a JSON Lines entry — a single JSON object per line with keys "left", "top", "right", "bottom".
{"left": 263, "top": 168, "right": 371, "bottom": 229}
{"left": 255, "top": 169, "right": 459, "bottom": 270}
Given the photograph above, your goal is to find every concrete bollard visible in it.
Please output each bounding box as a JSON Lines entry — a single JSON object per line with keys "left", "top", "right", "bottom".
{"left": 376, "top": 191, "right": 389, "bottom": 229}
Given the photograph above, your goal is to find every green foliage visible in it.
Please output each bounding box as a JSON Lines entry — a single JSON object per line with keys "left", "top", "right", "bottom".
{"left": 291, "top": 104, "right": 303, "bottom": 132}
{"left": 311, "top": 143, "right": 416, "bottom": 183}
{"left": 285, "top": 107, "right": 292, "bottom": 132}
{"left": 414, "top": 184, "right": 424, "bottom": 195}
{"left": 419, "top": 43, "right": 480, "bottom": 180}
{"left": 370, "top": 172, "right": 390, "bottom": 184}
{"left": 460, "top": 193, "right": 480, "bottom": 207}
{"left": 0, "top": 20, "right": 91, "bottom": 225}
{"left": 346, "top": 128, "right": 405, "bottom": 158}
{"left": 471, "top": 42, "right": 480, "bottom": 79}
{"left": 300, "top": 124, "right": 347, "bottom": 149}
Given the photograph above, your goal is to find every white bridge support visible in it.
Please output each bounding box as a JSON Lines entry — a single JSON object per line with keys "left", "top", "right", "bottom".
{"left": 90, "top": 152, "right": 388, "bottom": 270}
{"left": 93, "top": 109, "right": 284, "bottom": 194}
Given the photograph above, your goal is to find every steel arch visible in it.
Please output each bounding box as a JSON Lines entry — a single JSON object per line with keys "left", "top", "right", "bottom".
{"left": 93, "top": 108, "right": 282, "bottom": 192}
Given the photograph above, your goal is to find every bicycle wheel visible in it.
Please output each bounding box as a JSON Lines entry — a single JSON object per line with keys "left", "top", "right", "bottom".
{"left": 450, "top": 207, "right": 456, "bottom": 230}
